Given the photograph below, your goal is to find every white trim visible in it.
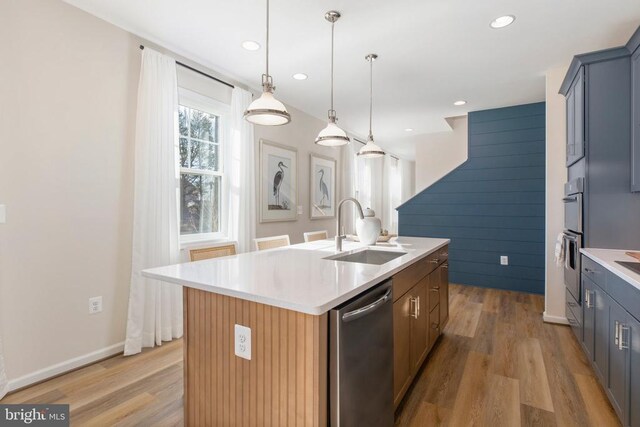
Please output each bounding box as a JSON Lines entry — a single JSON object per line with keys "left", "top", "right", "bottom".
{"left": 543, "top": 312, "right": 569, "bottom": 325}
{"left": 6, "top": 342, "right": 124, "bottom": 392}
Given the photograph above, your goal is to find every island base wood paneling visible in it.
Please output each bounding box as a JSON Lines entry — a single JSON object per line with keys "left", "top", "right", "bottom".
{"left": 183, "top": 288, "right": 328, "bottom": 427}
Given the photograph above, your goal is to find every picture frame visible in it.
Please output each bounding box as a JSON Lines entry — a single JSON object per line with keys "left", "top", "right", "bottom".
{"left": 259, "top": 139, "right": 298, "bottom": 223}
{"left": 309, "top": 153, "right": 337, "bottom": 220}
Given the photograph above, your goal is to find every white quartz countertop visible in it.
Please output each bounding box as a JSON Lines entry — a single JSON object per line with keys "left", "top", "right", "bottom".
{"left": 143, "top": 236, "right": 450, "bottom": 315}
{"left": 581, "top": 248, "right": 640, "bottom": 291}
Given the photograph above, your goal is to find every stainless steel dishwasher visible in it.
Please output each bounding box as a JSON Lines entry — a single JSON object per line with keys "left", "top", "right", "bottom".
{"left": 329, "top": 280, "right": 394, "bottom": 426}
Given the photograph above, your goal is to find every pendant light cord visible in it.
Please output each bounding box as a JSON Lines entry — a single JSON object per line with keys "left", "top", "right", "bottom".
{"left": 369, "top": 56, "right": 373, "bottom": 138}
{"left": 265, "top": 0, "right": 270, "bottom": 78}
{"left": 330, "top": 20, "right": 335, "bottom": 113}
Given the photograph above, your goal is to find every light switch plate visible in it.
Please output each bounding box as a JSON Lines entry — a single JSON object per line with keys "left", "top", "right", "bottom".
{"left": 89, "top": 296, "right": 103, "bottom": 314}
{"left": 235, "top": 324, "right": 252, "bottom": 360}
{"left": 0, "top": 204, "right": 6, "bottom": 224}
{"left": 500, "top": 256, "right": 509, "bottom": 266}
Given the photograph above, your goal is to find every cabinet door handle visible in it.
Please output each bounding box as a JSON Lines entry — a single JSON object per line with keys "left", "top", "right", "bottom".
{"left": 615, "top": 321, "right": 620, "bottom": 347}
{"left": 619, "top": 324, "right": 630, "bottom": 351}
{"left": 430, "top": 258, "right": 440, "bottom": 264}
{"left": 585, "top": 290, "right": 594, "bottom": 308}
{"left": 442, "top": 263, "right": 449, "bottom": 269}
{"left": 430, "top": 287, "right": 440, "bottom": 292}
{"left": 410, "top": 297, "right": 420, "bottom": 319}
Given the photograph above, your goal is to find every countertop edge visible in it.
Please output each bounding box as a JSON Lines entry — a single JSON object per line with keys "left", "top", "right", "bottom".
{"left": 580, "top": 248, "right": 640, "bottom": 291}
{"left": 143, "top": 238, "right": 450, "bottom": 315}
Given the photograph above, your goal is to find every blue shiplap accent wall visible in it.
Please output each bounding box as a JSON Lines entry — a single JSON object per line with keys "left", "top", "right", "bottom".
{"left": 399, "top": 102, "right": 546, "bottom": 294}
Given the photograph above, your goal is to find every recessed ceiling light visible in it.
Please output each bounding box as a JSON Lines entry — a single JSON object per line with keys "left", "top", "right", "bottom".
{"left": 490, "top": 15, "right": 515, "bottom": 29}
{"left": 292, "top": 73, "right": 308, "bottom": 80}
{"left": 404, "top": 128, "right": 414, "bottom": 132}
{"left": 454, "top": 100, "right": 467, "bottom": 106}
{"left": 241, "top": 40, "right": 261, "bottom": 51}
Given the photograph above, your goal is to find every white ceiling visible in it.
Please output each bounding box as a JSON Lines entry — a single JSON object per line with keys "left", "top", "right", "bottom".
{"left": 65, "top": 0, "right": 640, "bottom": 159}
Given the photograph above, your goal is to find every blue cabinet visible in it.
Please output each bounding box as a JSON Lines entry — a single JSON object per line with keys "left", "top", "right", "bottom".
{"left": 582, "top": 275, "right": 609, "bottom": 384}
{"left": 566, "top": 67, "right": 585, "bottom": 166}
{"left": 581, "top": 255, "right": 640, "bottom": 426}
{"left": 632, "top": 48, "right": 640, "bottom": 192}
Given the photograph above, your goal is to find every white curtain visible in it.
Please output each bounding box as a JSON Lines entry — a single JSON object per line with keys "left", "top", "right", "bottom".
{"left": 339, "top": 141, "right": 357, "bottom": 235}
{"left": 382, "top": 156, "right": 402, "bottom": 234}
{"left": 0, "top": 334, "right": 7, "bottom": 399}
{"left": 225, "top": 88, "right": 256, "bottom": 253}
{"left": 124, "top": 48, "right": 182, "bottom": 356}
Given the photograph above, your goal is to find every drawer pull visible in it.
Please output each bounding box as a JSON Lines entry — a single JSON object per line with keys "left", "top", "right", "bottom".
{"left": 442, "top": 264, "right": 449, "bottom": 269}
{"left": 429, "top": 258, "right": 440, "bottom": 264}
{"left": 619, "top": 325, "right": 630, "bottom": 350}
{"left": 568, "top": 318, "right": 578, "bottom": 326}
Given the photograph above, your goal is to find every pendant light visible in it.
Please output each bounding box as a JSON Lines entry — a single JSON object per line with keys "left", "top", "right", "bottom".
{"left": 357, "top": 54, "right": 386, "bottom": 158}
{"left": 315, "top": 11, "right": 350, "bottom": 146}
{"left": 244, "top": 0, "right": 291, "bottom": 126}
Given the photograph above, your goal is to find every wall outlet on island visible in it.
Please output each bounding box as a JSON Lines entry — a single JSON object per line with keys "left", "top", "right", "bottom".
{"left": 500, "top": 256, "right": 509, "bottom": 266}
{"left": 89, "top": 296, "right": 103, "bottom": 314}
{"left": 234, "top": 324, "right": 252, "bottom": 360}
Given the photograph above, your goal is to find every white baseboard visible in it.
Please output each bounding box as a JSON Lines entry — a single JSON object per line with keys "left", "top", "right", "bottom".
{"left": 7, "top": 341, "right": 124, "bottom": 392}
{"left": 543, "top": 312, "right": 569, "bottom": 325}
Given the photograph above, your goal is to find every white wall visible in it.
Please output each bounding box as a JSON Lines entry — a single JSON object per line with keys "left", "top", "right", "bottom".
{"left": 544, "top": 65, "right": 570, "bottom": 324}
{"left": 0, "top": 0, "right": 139, "bottom": 385}
{"left": 414, "top": 116, "right": 468, "bottom": 192}
{"left": 0, "top": 0, "right": 348, "bottom": 390}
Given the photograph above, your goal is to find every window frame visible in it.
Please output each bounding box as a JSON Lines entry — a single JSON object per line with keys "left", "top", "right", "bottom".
{"left": 178, "top": 88, "right": 230, "bottom": 245}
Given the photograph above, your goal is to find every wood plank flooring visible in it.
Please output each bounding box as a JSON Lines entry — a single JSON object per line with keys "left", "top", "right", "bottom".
{"left": 395, "top": 284, "right": 620, "bottom": 427}
{"left": 1, "top": 284, "right": 620, "bottom": 426}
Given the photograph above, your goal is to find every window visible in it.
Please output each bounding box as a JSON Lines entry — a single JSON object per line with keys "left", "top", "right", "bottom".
{"left": 178, "top": 89, "right": 228, "bottom": 241}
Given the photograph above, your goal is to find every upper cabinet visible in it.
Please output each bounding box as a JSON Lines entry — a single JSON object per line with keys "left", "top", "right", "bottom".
{"left": 632, "top": 48, "right": 640, "bottom": 192}
{"left": 566, "top": 67, "right": 585, "bottom": 167}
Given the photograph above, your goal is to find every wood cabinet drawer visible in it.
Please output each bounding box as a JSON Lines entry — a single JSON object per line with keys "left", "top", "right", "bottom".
{"left": 428, "top": 305, "right": 440, "bottom": 350}
{"left": 437, "top": 245, "right": 449, "bottom": 263}
{"left": 393, "top": 254, "right": 438, "bottom": 302}
{"left": 582, "top": 255, "right": 606, "bottom": 290}
{"left": 428, "top": 275, "right": 439, "bottom": 313}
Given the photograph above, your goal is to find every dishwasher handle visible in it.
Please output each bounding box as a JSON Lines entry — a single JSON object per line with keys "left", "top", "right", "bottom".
{"left": 342, "top": 288, "right": 392, "bottom": 322}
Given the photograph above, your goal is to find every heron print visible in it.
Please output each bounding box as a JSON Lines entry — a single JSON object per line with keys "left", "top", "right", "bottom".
{"left": 268, "top": 154, "right": 291, "bottom": 210}
{"left": 310, "top": 154, "right": 336, "bottom": 219}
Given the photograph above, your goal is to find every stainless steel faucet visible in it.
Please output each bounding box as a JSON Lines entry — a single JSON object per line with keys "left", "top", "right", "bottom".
{"left": 336, "top": 198, "right": 365, "bottom": 251}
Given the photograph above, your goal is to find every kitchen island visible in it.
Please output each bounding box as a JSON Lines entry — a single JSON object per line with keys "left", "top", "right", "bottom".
{"left": 144, "top": 236, "right": 450, "bottom": 426}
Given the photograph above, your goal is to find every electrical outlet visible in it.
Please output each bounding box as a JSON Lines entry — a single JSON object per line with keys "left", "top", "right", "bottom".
{"left": 297, "top": 205, "right": 303, "bottom": 215}
{"left": 89, "top": 296, "right": 103, "bottom": 314}
{"left": 234, "top": 324, "right": 252, "bottom": 360}
{"left": 500, "top": 256, "right": 509, "bottom": 266}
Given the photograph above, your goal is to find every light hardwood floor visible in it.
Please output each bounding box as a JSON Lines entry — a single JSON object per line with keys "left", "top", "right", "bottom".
{"left": 1, "top": 284, "right": 620, "bottom": 426}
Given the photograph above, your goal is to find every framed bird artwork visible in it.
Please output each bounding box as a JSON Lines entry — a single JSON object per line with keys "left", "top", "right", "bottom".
{"left": 259, "top": 139, "right": 298, "bottom": 223}
{"left": 310, "top": 153, "right": 337, "bottom": 220}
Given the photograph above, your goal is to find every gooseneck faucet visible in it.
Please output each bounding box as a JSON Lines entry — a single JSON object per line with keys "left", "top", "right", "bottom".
{"left": 336, "top": 198, "right": 365, "bottom": 251}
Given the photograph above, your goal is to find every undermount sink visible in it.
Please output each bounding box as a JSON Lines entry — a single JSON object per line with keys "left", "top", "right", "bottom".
{"left": 325, "top": 249, "right": 407, "bottom": 265}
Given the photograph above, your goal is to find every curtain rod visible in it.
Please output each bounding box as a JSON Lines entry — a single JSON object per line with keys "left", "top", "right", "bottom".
{"left": 139, "top": 45, "right": 235, "bottom": 89}
{"left": 353, "top": 138, "right": 400, "bottom": 161}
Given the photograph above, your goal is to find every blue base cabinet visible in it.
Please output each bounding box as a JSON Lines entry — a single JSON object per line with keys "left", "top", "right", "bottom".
{"left": 580, "top": 255, "right": 640, "bottom": 427}
{"left": 632, "top": 48, "right": 640, "bottom": 192}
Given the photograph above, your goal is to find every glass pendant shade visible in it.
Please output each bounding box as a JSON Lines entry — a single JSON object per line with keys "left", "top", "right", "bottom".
{"left": 243, "top": 0, "right": 290, "bottom": 126}
{"left": 315, "top": 11, "right": 349, "bottom": 146}
{"left": 244, "top": 90, "right": 291, "bottom": 126}
{"left": 357, "top": 137, "right": 386, "bottom": 158}
{"left": 315, "top": 121, "right": 350, "bottom": 146}
{"left": 358, "top": 53, "right": 385, "bottom": 158}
